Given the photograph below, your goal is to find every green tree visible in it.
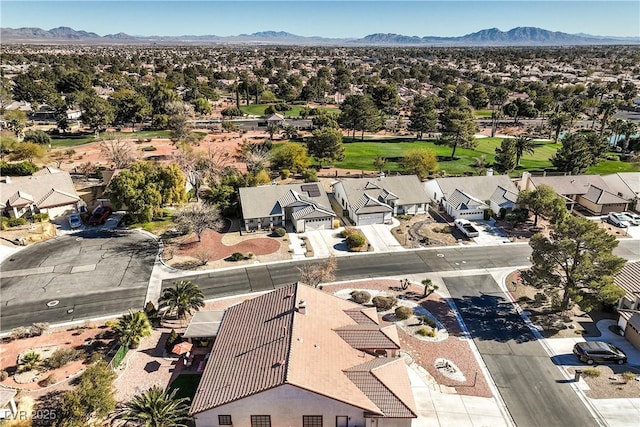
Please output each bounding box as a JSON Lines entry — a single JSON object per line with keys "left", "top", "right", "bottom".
{"left": 366, "top": 83, "right": 399, "bottom": 115}
{"left": 108, "top": 161, "right": 187, "bottom": 223}
{"left": 523, "top": 215, "right": 626, "bottom": 311}
{"left": 115, "top": 386, "right": 191, "bottom": 427}
{"left": 159, "top": 280, "right": 205, "bottom": 321}
{"left": 306, "top": 127, "right": 344, "bottom": 166}
{"left": 113, "top": 310, "right": 152, "bottom": 349}
{"left": 110, "top": 89, "right": 152, "bottom": 131}
{"left": 514, "top": 135, "right": 535, "bottom": 167}
{"left": 408, "top": 95, "right": 438, "bottom": 140}
{"left": 548, "top": 112, "right": 571, "bottom": 143}
{"left": 339, "top": 94, "right": 381, "bottom": 140}
{"left": 80, "top": 94, "right": 115, "bottom": 132}
{"left": 598, "top": 100, "right": 618, "bottom": 136}
{"left": 8, "top": 142, "right": 46, "bottom": 162}
{"left": 59, "top": 361, "right": 116, "bottom": 426}
{"left": 439, "top": 104, "right": 477, "bottom": 159}
{"left": 493, "top": 138, "right": 517, "bottom": 173}
{"left": 220, "top": 106, "right": 243, "bottom": 119}
{"left": 192, "top": 97, "right": 212, "bottom": 115}
{"left": 551, "top": 133, "right": 605, "bottom": 174}
{"left": 4, "top": 110, "right": 27, "bottom": 137}
{"left": 270, "top": 142, "right": 310, "bottom": 173}
{"left": 467, "top": 85, "right": 489, "bottom": 110}
{"left": 401, "top": 147, "right": 438, "bottom": 180}
{"left": 373, "top": 156, "right": 387, "bottom": 172}
{"left": 517, "top": 184, "right": 568, "bottom": 226}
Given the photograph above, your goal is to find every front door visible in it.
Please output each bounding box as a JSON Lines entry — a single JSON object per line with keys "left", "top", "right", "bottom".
{"left": 336, "top": 416, "right": 348, "bottom": 427}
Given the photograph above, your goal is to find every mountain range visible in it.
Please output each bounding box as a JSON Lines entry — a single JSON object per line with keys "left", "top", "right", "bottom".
{"left": 2, "top": 26, "right": 638, "bottom": 46}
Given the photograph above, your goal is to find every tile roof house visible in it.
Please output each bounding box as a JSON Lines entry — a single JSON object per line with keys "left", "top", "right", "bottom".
{"left": 239, "top": 183, "right": 336, "bottom": 232}
{"left": 0, "top": 168, "right": 82, "bottom": 219}
{"left": 423, "top": 174, "right": 519, "bottom": 220}
{"left": 601, "top": 172, "right": 640, "bottom": 212}
{"left": 615, "top": 262, "right": 640, "bottom": 351}
{"left": 190, "top": 283, "right": 417, "bottom": 427}
{"left": 333, "top": 175, "right": 429, "bottom": 225}
{"left": 519, "top": 172, "right": 629, "bottom": 215}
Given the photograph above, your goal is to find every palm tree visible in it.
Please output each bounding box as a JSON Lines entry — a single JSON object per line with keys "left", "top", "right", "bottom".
{"left": 514, "top": 135, "right": 535, "bottom": 167}
{"left": 159, "top": 280, "right": 205, "bottom": 321}
{"left": 18, "top": 351, "right": 43, "bottom": 372}
{"left": 113, "top": 310, "right": 152, "bottom": 349}
{"left": 115, "top": 386, "right": 191, "bottom": 427}
{"left": 598, "top": 101, "right": 618, "bottom": 137}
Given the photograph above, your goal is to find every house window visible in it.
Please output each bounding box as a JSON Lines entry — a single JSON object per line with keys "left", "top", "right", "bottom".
{"left": 218, "top": 415, "right": 232, "bottom": 425}
{"left": 303, "top": 416, "right": 322, "bottom": 427}
{"left": 251, "top": 415, "right": 271, "bottom": 427}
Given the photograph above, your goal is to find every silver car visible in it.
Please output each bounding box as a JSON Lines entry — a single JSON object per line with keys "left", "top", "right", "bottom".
{"left": 621, "top": 212, "right": 640, "bottom": 226}
{"left": 68, "top": 213, "right": 82, "bottom": 228}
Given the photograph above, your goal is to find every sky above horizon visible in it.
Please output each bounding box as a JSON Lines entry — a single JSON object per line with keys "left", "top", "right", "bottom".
{"left": 2, "top": 1, "right": 639, "bottom": 38}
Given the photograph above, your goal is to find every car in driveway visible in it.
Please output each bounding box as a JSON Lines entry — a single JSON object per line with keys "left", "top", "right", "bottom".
{"left": 88, "top": 206, "right": 112, "bottom": 226}
{"left": 607, "top": 212, "right": 630, "bottom": 228}
{"left": 573, "top": 341, "right": 627, "bottom": 365}
{"left": 621, "top": 211, "right": 640, "bottom": 226}
{"left": 68, "top": 213, "right": 82, "bottom": 229}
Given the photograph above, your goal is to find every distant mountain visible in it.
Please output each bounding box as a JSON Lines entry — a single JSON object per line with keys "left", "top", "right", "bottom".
{"left": 1, "top": 26, "right": 638, "bottom": 46}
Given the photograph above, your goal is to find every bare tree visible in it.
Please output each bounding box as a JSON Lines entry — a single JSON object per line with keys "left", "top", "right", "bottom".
{"left": 174, "top": 145, "right": 231, "bottom": 200}
{"left": 166, "top": 101, "right": 194, "bottom": 142}
{"left": 175, "top": 202, "right": 225, "bottom": 242}
{"left": 242, "top": 145, "right": 271, "bottom": 172}
{"left": 297, "top": 256, "right": 337, "bottom": 288}
{"left": 192, "top": 247, "right": 214, "bottom": 266}
{"left": 99, "top": 134, "right": 135, "bottom": 168}
{"left": 50, "top": 149, "right": 76, "bottom": 168}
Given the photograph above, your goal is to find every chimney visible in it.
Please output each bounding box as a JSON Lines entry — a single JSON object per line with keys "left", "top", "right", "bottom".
{"left": 486, "top": 168, "right": 493, "bottom": 176}
{"left": 297, "top": 300, "right": 306, "bottom": 315}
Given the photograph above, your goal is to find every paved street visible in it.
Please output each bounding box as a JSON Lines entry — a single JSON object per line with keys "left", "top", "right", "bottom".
{"left": 445, "top": 274, "right": 599, "bottom": 427}
{"left": 0, "top": 229, "right": 157, "bottom": 331}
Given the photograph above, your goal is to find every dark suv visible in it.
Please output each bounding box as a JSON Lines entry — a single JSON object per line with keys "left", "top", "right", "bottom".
{"left": 573, "top": 341, "right": 627, "bottom": 365}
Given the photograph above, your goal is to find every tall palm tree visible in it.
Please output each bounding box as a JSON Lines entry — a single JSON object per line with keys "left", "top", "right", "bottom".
{"left": 115, "top": 386, "right": 191, "bottom": 427}
{"left": 598, "top": 101, "right": 618, "bottom": 137}
{"left": 159, "top": 280, "right": 205, "bottom": 321}
{"left": 514, "top": 135, "right": 536, "bottom": 167}
{"left": 113, "top": 310, "right": 152, "bottom": 349}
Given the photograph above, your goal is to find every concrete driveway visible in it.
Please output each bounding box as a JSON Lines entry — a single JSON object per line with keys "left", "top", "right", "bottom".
{"left": 303, "top": 228, "right": 350, "bottom": 257}
{"left": 469, "top": 220, "right": 511, "bottom": 245}
{"left": 359, "top": 220, "right": 404, "bottom": 252}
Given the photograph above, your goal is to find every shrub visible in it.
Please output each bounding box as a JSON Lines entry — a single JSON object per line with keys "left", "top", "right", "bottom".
{"left": 351, "top": 290, "right": 371, "bottom": 304}
{"left": 280, "top": 169, "right": 290, "bottom": 179}
{"left": 31, "top": 322, "right": 49, "bottom": 336}
{"left": 32, "top": 213, "right": 49, "bottom": 223}
{"left": 0, "top": 370, "right": 8, "bottom": 381}
{"left": 395, "top": 306, "right": 413, "bottom": 320}
{"left": 417, "top": 327, "right": 436, "bottom": 337}
{"left": 433, "top": 225, "right": 452, "bottom": 234}
{"left": 583, "top": 368, "right": 600, "bottom": 377}
{"left": 0, "top": 161, "right": 38, "bottom": 176}
{"left": 273, "top": 227, "right": 286, "bottom": 237}
{"left": 39, "top": 373, "right": 57, "bottom": 387}
{"left": 141, "top": 145, "right": 157, "bottom": 152}
{"left": 372, "top": 295, "right": 398, "bottom": 311}
{"left": 346, "top": 233, "right": 366, "bottom": 250}
{"left": 19, "top": 352, "right": 42, "bottom": 372}
{"left": 622, "top": 371, "right": 636, "bottom": 383}
{"left": 332, "top": 219, "right": 340, "bottom": 228}
{"left": 10, "top": 326, "right": 30, "bottom": 340}
{"left": 23, "top": 129, "right": 51, "bottom": 145}
{"left": 419, "top": 316, "right": 437, "bottom": 328}
{"left": 229, "top": 252, "right": 244, "bottom": 261}
{"left": 47, "top": 348, "right": 84, "bottom": 369}
{"left": 301, "top": 169, "right": 318, "bottom": 183}
{"left": 7, "top": 217, "right": 27, "bottom": 227}
{"left": 87, "top": 353, "right": 103, "bottom": 364}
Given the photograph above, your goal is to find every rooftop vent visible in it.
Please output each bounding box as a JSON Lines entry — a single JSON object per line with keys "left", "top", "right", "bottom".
{"left": 297, "top": 300, "right": 306, "bottom": 315}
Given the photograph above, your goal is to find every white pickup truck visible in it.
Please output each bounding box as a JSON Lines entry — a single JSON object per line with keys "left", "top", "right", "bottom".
{"left": 454, "top": 219, "right": 479, "bottom": 238}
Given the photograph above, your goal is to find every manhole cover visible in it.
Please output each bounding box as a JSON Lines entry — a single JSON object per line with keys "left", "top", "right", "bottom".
{"left": 46, "top": 300, "right": 59, "bottom": 307}
{"left": 437, "top": 253, "right": 444, "bottom": 257}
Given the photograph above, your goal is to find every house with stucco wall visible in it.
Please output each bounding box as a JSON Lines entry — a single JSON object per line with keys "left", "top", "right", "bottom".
{"left": 190, "top": 283, "right": 416, "bottom": 427}
{"left": 615, "top": 262, "right": 640, "bottom": 351}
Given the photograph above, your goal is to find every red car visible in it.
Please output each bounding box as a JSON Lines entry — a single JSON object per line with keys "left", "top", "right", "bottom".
{"left": 88, "top": 206, "right": 112, "bottom": 225}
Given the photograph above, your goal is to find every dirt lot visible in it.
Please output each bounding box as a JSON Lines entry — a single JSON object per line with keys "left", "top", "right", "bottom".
{"left": 568, "top": 365, "right": 640, "bottom": 399}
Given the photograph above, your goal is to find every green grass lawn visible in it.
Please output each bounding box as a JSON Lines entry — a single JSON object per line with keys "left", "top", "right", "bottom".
{"left": 474, "top": 109, "right": 493, "bottom": 117}
{"left": 50, "top": 130, "right": 180, "bottom": 148}
{"left": 127, "top": 209, "right": 176, "bottom": 235}
{"left": 168, "top": 374, "right": 202, "bottom": 402}
{"left": 240, "top": 104, "right": 340, "bottom": 117}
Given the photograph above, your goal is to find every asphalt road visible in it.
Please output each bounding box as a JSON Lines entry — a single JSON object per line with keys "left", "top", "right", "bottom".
{"left": 0, "top": 229, "right": 157, "bottom": 331}
{"left": 445, "top": 274, "right": 597, "bottom": 427}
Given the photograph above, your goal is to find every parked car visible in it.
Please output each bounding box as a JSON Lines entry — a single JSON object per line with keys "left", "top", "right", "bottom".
{"left": 454, "top": 218, "right": 479, "bottom": 237}
{"left": 621, "top": 212, "right": 640, "bottom": 226}
{"left": 573, "top": 341, "right": 627, "bottom": 365}
{"left": 88, "top": 206, "right": 112, "bottom": 226}
{"left": 68, "top": 213, "right": 82, "bottom": 229}
{"left": 607, "top": 212, "right": 630, "bottom": 228}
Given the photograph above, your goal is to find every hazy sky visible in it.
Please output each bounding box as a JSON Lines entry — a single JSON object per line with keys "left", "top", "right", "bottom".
{"left": 2, "top": 1, "right": 639, "bottom": 38}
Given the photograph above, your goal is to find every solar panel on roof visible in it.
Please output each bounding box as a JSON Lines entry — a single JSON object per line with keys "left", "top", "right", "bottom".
{"left": 301, "top": 184, "right": 320, "bottom": 197}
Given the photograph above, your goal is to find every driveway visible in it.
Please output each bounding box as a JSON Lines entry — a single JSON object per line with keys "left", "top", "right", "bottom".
{"left": 469, "top": 220, "right": 511, "bottom": 245}
{"left": 303, "top": 228, "right": 350, "bottom": 257}
{"left": 358, "top": 219, "right": 404, "bottom": 252}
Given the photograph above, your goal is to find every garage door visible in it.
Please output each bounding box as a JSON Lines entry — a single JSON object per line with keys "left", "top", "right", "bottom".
{"left": 357, "top": 213, "right": 383, "bottom": 225}
{"left": 304, "top": 218, "right": 331, "bottom": 231}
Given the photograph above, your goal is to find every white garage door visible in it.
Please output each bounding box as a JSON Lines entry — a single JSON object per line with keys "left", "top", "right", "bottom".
{"left": 304, "top": 218, "right": 331, "bottom": 231}
{"left": 357, "top": 213, "right": 383, "bottom": 225}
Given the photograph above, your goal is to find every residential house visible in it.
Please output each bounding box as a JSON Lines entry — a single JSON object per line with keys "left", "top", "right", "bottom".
{"left": 0, "top": 168, "right": 83, "bottom": 219}
{"left": 239, "top": 183, "right": 336, "bottom": 232}
{"left": 333, "top": 175, "right": 429, "bottom": 225}
{"left": 615, "top": 261, "right": 640, "bottom": 351}
{"left": 518, "top": 172, "right": 629, "bottom": 215}
{"left": 265, "top": 113, "right": 286, "bottom": 125}
{"left": 601, "top": 172, "right": 640, "bottom": 212}
{"left": 190, "top": 283, "right": 417, "bottom": 427}
{"left": 424, "top": 174, "right": 519, "bottom": 220}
